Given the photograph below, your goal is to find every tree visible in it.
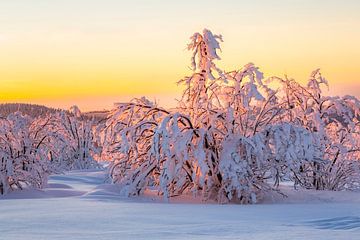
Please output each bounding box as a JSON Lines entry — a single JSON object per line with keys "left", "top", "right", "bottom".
{"left": 0, "top": 112, "right": 50, "bottom": 194}
{"left": 270, "top": 70, "right": 360, "bottom": 190}
{"left": 101, "top": 29, "right": 333, "bottom": 204}
{"left": 0, "top": 109, "right": 101, "bottom": 195}
{"left": 48, "top": 110, "right": 100, "bottom": 171}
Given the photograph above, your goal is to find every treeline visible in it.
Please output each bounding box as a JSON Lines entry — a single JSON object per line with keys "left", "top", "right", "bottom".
{"left": 0, "top": 103, "right": 62, "bottom": 118}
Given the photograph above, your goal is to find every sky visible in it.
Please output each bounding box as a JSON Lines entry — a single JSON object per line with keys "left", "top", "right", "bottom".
{"left": 0, "top": 0, "right": 359, "bottom": 111}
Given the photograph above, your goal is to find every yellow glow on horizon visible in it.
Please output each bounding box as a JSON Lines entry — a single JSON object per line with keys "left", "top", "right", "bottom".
{"left": 0, "top": 0, "right": 359, "bottom": 111}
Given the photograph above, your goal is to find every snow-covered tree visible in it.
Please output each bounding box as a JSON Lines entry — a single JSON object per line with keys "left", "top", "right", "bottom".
{"left": 0, "top": 113, "right": 50, "bottom": 194}
{"left": 100, "top": 29, "right": 335, "bottom": 204}
{"left": 69, "top": 105, "right": 82, "bottom": 118}
{"left": 0, "top": 109, "right": 101, "bottom": 195}
{"left": 48, "top": 111, "right": 100, "bottom": 171}
{"left": 269, "top": 70, "right": 360, "bottom": 190}
{"left": 100, "top": 98, "right": 168, "bottom": 189}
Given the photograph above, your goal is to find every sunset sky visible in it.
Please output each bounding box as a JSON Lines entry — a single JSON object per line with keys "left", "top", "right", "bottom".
{"left": 0, "top": 0, "right": 359, "bottom": 111}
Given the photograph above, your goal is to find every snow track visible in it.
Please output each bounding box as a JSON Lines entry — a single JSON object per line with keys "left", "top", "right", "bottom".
{"left": 1, "top": 169, "right": 360, "bottom": 240}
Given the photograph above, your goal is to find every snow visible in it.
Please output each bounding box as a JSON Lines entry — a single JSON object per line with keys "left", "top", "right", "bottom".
{"left": 1, "top": 168, "right": 360, "bottom": 239}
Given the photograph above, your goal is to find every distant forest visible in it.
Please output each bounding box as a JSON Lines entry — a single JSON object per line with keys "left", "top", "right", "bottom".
{"left": 0, "top": 103, "right": 108, "bottom": 121}
{"left": 0, "top": 103, "right": 63, "bottom": 118}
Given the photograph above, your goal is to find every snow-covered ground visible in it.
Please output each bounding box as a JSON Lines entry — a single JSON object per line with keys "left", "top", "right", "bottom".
{"left": 1, "top": 169, "right": 360, "bottom": 240}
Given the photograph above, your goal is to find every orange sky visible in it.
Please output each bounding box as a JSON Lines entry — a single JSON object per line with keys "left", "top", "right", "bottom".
{"left": 0, "top": 0, "right": 359, "bottom": 111}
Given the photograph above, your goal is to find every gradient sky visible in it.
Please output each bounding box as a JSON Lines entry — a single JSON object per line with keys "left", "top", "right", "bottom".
{"left": 0, "top": 0, "right": 359, "bottom": 111}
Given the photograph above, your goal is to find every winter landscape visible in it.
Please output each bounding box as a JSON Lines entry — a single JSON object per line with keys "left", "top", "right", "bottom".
{"left": 1, "top": 1, "right": 360, "bottom": 239}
